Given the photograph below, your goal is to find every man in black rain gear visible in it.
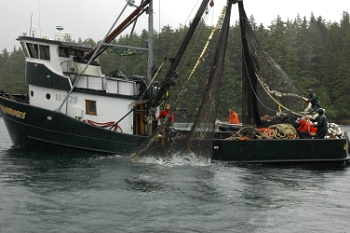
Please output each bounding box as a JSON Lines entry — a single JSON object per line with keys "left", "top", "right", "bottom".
{"left": 303, "top": 88, "right": 321, "bottom": 113}
{"left": 310, "top": 108, "right": 328, "bottom": 139}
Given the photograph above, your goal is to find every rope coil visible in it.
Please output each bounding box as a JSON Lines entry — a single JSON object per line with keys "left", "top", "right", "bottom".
{"left": 225, "top": 123, "right": 298, "bottom": 140}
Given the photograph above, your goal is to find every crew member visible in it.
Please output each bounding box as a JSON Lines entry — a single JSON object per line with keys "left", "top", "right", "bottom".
{"left": 297, "top": 118, "right": 318, "bottom": 138}
{"left": 158, "top": 104, "right": 175, "bottom": 125}
{"left": 309, "top": 108, "right": 328, "bottom": 139}
{"left": 229, "top": 109, "right": 239, "bottom": 124}
{"left": 303, "top": 88, "right": 321, "bottom": 113}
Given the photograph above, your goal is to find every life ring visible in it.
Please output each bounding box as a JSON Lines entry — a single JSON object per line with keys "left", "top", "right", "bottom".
{"left": 83, "top": 119, "right": 123, "bottom": 133}
{"left": 113, "top": 124, "right": 123, "bottom": 133}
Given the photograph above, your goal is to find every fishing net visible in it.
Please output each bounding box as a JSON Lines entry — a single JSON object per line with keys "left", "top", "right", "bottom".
{"left": 181, "top": 1, "right": 232, "bottom": 158}
{"left": 238, "top": 1, "right": 305, "bottom": 127}
{"left": 132, "top": 0, "right": 231, "bottom": 159}
{"left": 132, "top": 0, "right": 307, "bottom": 160}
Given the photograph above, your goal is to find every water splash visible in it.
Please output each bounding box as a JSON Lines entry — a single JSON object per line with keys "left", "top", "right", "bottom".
{"left": 133, "top": 152, "right": 212, "bottom": 167}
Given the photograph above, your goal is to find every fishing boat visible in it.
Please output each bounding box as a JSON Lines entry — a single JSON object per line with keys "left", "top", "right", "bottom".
{"left": 0, "top": 0, "right": 349, "bottom": 165}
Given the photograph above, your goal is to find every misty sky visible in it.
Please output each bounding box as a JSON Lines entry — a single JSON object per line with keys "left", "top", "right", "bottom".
{"left": 1, "top": 0, "right": 348, "bottom": 51}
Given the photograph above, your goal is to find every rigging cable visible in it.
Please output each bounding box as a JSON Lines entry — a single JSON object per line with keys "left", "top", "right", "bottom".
{"left": 87, "top": 0, "right": 125, "bottom": 40}
{"left": 176, "top": 0, "right": 216, "bottom": 75}
{"left": 175, "top": 6, "right": 226, "bottom": 102}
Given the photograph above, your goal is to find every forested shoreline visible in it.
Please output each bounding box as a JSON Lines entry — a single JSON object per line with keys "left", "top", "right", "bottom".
{"left": 0, "top": 12, "right": 349, "bottom": 120}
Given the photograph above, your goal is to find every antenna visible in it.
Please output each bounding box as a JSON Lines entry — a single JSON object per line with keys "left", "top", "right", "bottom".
{"left": 37, "top": 0, "right": 42, "bottom": 38}
{"left": 29, "top": 13, "right": 37, "bottom": 37}
{"left": 29, "top": 13, "right": 33, "bottom": 37}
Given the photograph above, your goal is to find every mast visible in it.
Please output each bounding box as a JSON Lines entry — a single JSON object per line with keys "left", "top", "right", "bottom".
{"left": 147, "top": 0, "right": 154, "bottom": 83}
{"left": 147, "top": 0, "right": 154, "bottom": 136}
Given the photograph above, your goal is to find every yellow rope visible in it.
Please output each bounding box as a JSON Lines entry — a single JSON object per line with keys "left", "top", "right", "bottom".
{"left": 255, "top": 72, "right": 305, "bottom": 117}
{"left": 175, "top": 6, "right": 226, "bottom": 100}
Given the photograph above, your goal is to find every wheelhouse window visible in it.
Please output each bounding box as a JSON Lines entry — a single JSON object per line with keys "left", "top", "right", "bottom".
{"left": 20, "top": 42, "right": 29, "bottom": 57}
{"left": 27, "top": 43, "right": 39, "bottom": 58}
{"left": 85, "top": 100, "right": 97, "bottom": 115}
{"left": 59, "top": 47, "right": 70, "bottom": 57}
{"left": 71, "top": 49, "right": 85, "bottom": 57}
{"left": 26, "top": 43, "right": 50, "bottom": 60}
{"left": 39, "top": 45, "right": 50, "bottom": 60}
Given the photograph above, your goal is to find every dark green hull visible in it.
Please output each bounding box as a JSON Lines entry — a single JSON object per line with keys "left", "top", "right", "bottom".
{"left": 212, "top": 138, "right": 350, "bottom": 164}
{"left": 0, "top": 97, "right": 147, "bottom": 155}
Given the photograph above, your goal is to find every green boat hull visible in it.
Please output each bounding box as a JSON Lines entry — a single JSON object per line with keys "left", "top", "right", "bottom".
{"left": 0, "top": 97, "right": 147, "bottom": 155}
{"left": 212, "top": 138, "right": 350, "bottom": 164}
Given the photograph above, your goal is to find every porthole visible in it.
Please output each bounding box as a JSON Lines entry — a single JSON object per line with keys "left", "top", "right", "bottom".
{"left": 46, "top": 93, "right": 51, "bottom": 100}
{"left": 30, "top": 90, "right": 34, "bottom": 97}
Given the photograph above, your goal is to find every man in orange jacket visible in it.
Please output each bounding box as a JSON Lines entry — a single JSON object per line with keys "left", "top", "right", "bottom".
{"left": 229, "top": 109, "right": 239, "bottom": 124}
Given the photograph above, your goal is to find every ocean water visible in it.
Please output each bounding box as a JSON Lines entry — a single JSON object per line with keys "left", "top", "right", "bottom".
{"left": 0, "top": 119, "right": 350, "bottom": 233}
